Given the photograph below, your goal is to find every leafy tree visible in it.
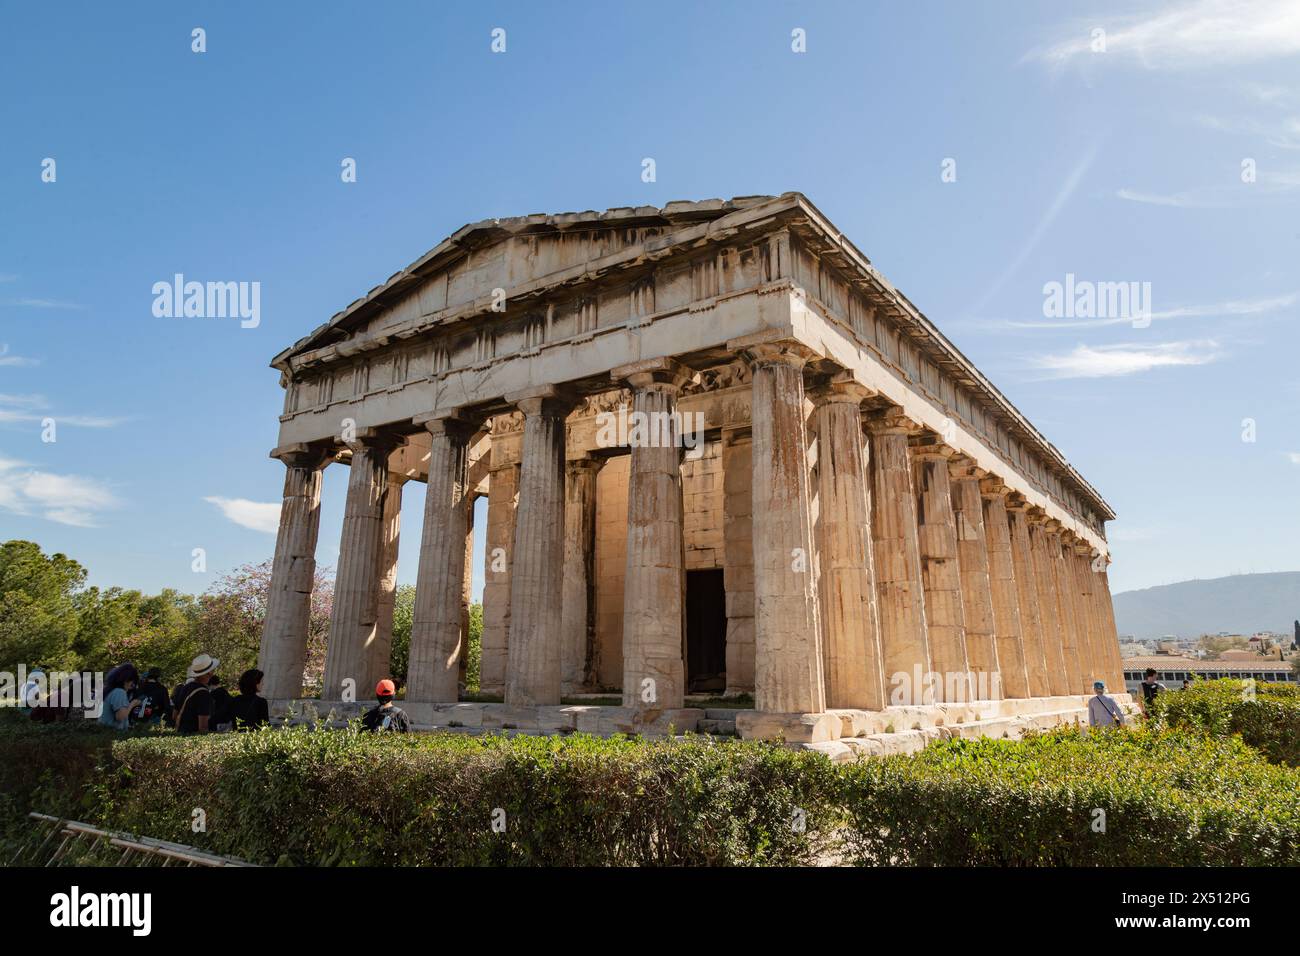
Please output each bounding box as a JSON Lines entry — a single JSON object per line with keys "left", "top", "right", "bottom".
{"left": 0, "top": 540, "right": 86, "bottom": 669}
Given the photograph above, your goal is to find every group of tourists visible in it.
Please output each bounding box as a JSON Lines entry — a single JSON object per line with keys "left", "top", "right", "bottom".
{"left": 85, "top": 654, "right": 411, "bottom": 735}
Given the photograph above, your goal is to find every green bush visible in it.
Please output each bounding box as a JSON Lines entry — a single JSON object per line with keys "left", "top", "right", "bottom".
{"left": 839, "top": 727, "right": 1300, "bottom": 866}
{"left": 1152, "top": 679, "right": 1300, "bottom": 766}
{"left": 96, "top": 728, "right": 840, "bottom": 866}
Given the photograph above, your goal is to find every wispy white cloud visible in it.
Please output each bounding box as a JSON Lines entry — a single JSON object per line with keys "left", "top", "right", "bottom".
{"left": 204, "top": 496, "right": 281, "bottom": 533}
{"left": 0, "top": 392, "right": 125, "bottom": 429}
{"left": 0, "top": 456, "right": 120, "bottom": 527}
{"left": 1115, "top": 187, "right": 1221, "bottom": 208}
{"left": 9, "top": 298, "right": 86, "bottom": 310}
{"left": 1286, "top": 452, "right": 1300, "bottom": 465}
{"left": 1028, "top": 339, "right": 1222, "bottom": 378}
{"left": 1026, "top": 0, "right": 1300, "bottom": 70}
{"left": 0, "top": 274, "right": 17, "bottom": 283}
{"left": 0, "top": 344, "right": 39, "bottom": 368}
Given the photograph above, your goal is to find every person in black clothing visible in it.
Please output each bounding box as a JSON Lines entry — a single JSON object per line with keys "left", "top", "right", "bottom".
{"left": 132, "top": 667, "right": 171, "bottom": 725}
{"left": 361, "top": 679, "right": 411, "bottom": 732}
{"left": 173, "top": 654, "right": 219, "bottom": 734}
{"left": 1139, "top": 667, "right": 1165, "bottom": 713}
{"left": 231, "top": 668, "right": 269, "bottom": 730}
{"left": 208, "top": 674, "right": 235, "bottom": 732}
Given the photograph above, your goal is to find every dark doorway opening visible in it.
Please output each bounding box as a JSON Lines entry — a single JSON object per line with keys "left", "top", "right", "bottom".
{"left": 686, "top": 568, "right": 727, "bottom": 694}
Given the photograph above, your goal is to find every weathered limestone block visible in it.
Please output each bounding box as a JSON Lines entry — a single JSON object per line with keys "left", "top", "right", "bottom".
{"left": 735, "top": 709, "right": 840, "bottom": 743}
{"left": 616, "top": 358, "right": 689, "bottom": 711}
{"left": 1027, "top": 514, "right": 1070, "bottom": 697}
{"left": 323, "top": 434, "right": 399, "bottom": 699}
{"left": 911, "top": 444, "right": 971, "bottom": 702}
{"left": 407, "top": 417, "right": 474, "bottom": 703}
{"left": 742, "top": 341, "right": 826, "bottom": 715}
{"left": 979, "top": 482, "right": 1029, "bottom": 699}
{"left": 722, "top": 430, "right": 756, "bottom": 695}
{"left": 258, "top": 447, "right": 329, "bottom": 700}
{"left": 479, "top": 457, "right": 519, "bottom": 695}
{"left": 505, "top": 390, "right": 572, "bottom": 706}
{"left": 950, "top": 465, "right": 1001, "bottom": 700}
{"left": 866, "top": 413, "right": 931, "bottom": 705}
{"left": 811, "top": 374, "right": 885, "bottom": 711}
{"left": 561, "top": 456, "right": 601, "bottom": 695}
{"left": 1006, "top": 500, "right": 1050, "bottom": 697}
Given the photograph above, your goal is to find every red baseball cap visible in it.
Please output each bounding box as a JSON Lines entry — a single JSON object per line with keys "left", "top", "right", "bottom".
{"left": 375, "top": 679, "right": 396, "bottom": 697}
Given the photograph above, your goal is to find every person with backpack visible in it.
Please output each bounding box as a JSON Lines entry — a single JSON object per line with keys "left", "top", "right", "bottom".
{"left": 361, "top": 679, "right": 411, "bottom": 733}
{"left": 230, "top": 668, "right": 269, "bottom": 730}
{"left": 1088, "top": 680, "right": 1126, "bottom": 728}
{"left": 172, "top": 654, "right": 219, "bottom": 734}
{"left": 132, "top": 667, "right": 171, "bottom": 725}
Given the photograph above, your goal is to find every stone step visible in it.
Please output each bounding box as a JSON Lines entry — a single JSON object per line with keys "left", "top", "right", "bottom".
{"left": 698, "top": 718, "right": 737, "bottom": 736}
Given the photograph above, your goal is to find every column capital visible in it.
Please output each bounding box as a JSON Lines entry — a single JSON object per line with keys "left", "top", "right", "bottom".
{"left": 907, "top": 436, "right": 958, "bottom": 460}
{"left": 808, "top": 369, "right": 874, "bottom": 406}
{"left": 414, "top": 412, "right": 478, "bottom": 443}
{"left": 1004, "top": 493, "right": 1032, "bottom": 513}
{"left": 863, "top": 405, "right": 923, "bottom": 435}
{"left": 506, "top": 385, "right": 580, "bottom": 419}
{"left": 342, "top": 427, "right": 406, "bottom": 456}
{"left": 979, "top": 475, "right": 1012, "bottom": 498}
{"left": 948, "top": 455, "right": 987, "bottom": 481}
{"left": 565, "top": 453, "right": 605, "bottom": 474}
{"left": 269, "top": 442, "right": 333, "bottom": 470}
{"left": 728, "top": 331, "right": 820, "bottom": 371}
{"left": 610, "top": 356, "right": 691, "bottom": 392}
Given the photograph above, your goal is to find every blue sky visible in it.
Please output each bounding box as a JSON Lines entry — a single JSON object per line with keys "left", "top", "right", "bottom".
{"left": 1, "top": 0, "right": 1297, "bottom": 600}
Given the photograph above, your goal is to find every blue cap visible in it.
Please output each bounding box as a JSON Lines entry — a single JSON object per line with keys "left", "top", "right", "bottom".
{"left": 1093, "top": 680, "right": 1105, "bottom": 689}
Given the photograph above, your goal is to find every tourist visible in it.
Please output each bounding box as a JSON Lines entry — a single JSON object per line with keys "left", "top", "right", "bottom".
{"left": 209, "top": 674, "right": 235, "bottom": 732}
{"left": 19, "top": 667, "right": 44, "bottom": 712}
{"left": 1087, "top": 680, "right": 1125, "bottom": 728}
{"left": 132, "top": 667, "right": 171, "bottom": 725}
{"left": 230, "top": 668, "right": 269, "bottom": 730}
{"left": 172, "top": 654, "right": 219, "bottom": 734}
{"left": 99, "top": 663, "right": 139, "bottom": 730}
{"left": 361, "top": 679, "right": 412, "bottom": 732}
{"left": 1182, "top": 678, "right": 1192, "bottom": 691}
{"left": 1139, "top": 668, "right": 1165, "bottom": 712}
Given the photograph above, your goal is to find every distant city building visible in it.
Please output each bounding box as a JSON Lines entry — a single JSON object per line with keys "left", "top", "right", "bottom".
{"left": 1123, "top": 656, "right": 1295, "bottom": 694}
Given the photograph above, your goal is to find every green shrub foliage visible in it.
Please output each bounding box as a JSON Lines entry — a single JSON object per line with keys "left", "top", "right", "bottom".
{"left": 1152, "top": 679, "right": 1300, "bottom": 766}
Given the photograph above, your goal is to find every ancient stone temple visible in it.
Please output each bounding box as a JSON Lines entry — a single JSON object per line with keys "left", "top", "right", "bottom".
{"left": 257, "top": 193, "right": 1130, "bottom": 757}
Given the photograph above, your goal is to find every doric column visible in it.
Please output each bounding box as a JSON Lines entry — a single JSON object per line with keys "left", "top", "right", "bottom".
{"left": 406, "top": 416, "right": 475, "bottom": 703}
{"left": 911, "top": 441, "right": 970, "bottom": 702}
{"left": 258, "top": 444, "right": 330, "bottom": 700}
{"left": 949, "top": 460, "right": 1001, "bottom": 700}
{"left": 1027, "top": 512, "right": 1070, "bottom": 696}
{"left": 1006, "top": 499, "right": 1050, "bottom": 697}
{"left": 479, "top": 451, "right": 520, "bottom": 696}
{"left": 504, "top": 388, "right": 573, "bottom": 706}
{"left": 810, "top": 372, "right": 885, "bottom": 711}
{"left": 722, "top": 428, "right": 755, "bottom": 696}
{"left": 561, "top": 455, "right": 602, "bottom": 696}
{"left": 1071, "top": 542, "right": 1104, "bottom": 685}
{"left": 458, "top": 493, "right": 476, "bottom": 688}
{"left": 615, "top": 358, "right": 689, "bottom": 711}
{"left": 743, "top": 341, "right": 825, "bottom": 714}
{"left": 865, "top": 410, "right": 931, "bottom": 705}
{"left": 323, "top": 432, "right": 402, "bottom": 699}
{"left": 1047, "top": 525, "right": 1086, "bottom": 695}
{"left": 1092, "top": 554, "right": 1126, "bottom": 691}
{"left": 979, "top": 480, "right": 1029, "bottom": 699}
{"left": 371, "top": 473, "right": 404, "bottom": 685}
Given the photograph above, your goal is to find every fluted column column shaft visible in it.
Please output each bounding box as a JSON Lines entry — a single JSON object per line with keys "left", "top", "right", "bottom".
{"left": 619, "top": 365, "right": 688, "bottom": 710}
{"left": 407, "top": 419, "right": 474, "bottom": 702}
{"left": 259, "top": 452, "right": 327, "bottom": 700}
{"left": 505, "top": 393, "right": 570, "bottom": 706}
{"left": 867, "top": 420, "right": 931, "bottom": 705}
{"left": 1027, "top": 518, "right": 1070, "bottom": 696}
{"left": 1093, "top": 560, "right": 1126, "bottom": 691}
{"left": 561, "top": 458, "right": 601, "bottom": 695}
{"left": 913, "top": 448, "right": 970, "bottom": 702}
{"left": 1047, "top": 529, "right": 1085, "bottom": 695}
{"left": 812, "top": 383, "right": 884, "bottom": 711}
{"left": 1006, "top": 504, "right": 1050, "bottom": 697}
{"left": 480, "top": 460, "right": 519, "bottom": 695}
{"left": 1071, "top": 546, "right": 1104, "bottom": 685}
{"left": 371, "top": 474, "right": 404, "bottom": 685}
{"left": 980, "top": 486, "right": 1029, "bottom": 699}
{"left": 324, "top": 438, "right": 396, "bottom": 699}
{"left": 747, "top": 347, "right": 825, "bottom": 714}
{"left": 950, "top": 472, "right": 1001, "bottom": 700}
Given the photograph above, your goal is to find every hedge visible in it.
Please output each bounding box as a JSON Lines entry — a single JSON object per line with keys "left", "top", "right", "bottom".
{"left": 839, "top": 728, "right": 1300, "bottom": 866}
{"left": 1151, "top": 678, "right": 1300, "bottom": 766}
{"left": 5, "top": 714, "right": 1299, "bottom": 867}
{"left": 95, "top": 728, "right": 841, "bottom": 866}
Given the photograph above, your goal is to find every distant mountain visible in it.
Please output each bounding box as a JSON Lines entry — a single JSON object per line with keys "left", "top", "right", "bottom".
{"left": 1112, "top": 572, "right": 1300, "bottom": 640}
